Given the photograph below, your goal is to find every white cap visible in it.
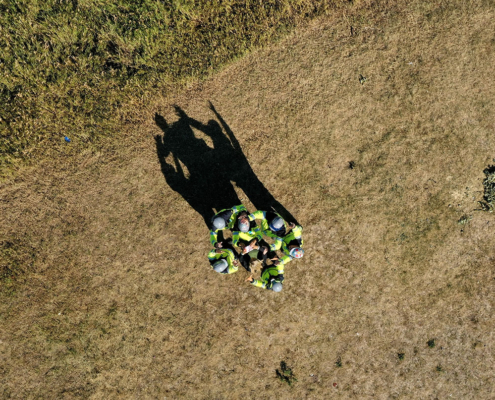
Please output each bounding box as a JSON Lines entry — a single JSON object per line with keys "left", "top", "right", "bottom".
{"left": 212, "top": 217, "right": 226, "bottom": 230}
{"left": 213, "top": 259, "right": 228, "bottom": 272}
{"left": 272, "top": 282, "right": 283, "bottom": 292}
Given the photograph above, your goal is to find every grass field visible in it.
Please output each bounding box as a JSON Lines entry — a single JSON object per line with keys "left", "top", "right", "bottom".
{"left": 2, "top": 0, "right": 495, "bottom": 398}
{"left": 0, "top": 0, "right": 339, "bottom": 178}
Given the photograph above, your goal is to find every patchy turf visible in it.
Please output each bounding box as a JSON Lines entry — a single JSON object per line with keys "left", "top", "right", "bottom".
{"left": 2, "top": 1, "right": 495, "bottom": 398}
{"left": 0, "top": 0, "right": 342, "bottom": 178}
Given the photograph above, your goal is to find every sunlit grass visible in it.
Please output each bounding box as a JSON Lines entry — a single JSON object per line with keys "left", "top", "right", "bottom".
{"left": 0, "top": 0, "right": 343, "bottom": 177}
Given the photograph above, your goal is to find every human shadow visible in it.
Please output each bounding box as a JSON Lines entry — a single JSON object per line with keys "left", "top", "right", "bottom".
{"left": 207, "top": 102, "right": 298, "bottom": 224}
{"left": 155, "top": 106, "right": 241, "bottom": 226}
{"left": 154, "top": 103, "right": 297, "bottom": 227}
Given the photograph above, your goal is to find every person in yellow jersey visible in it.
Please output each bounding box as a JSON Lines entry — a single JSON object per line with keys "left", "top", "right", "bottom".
{"left": 207, "top": 247, "right": 243, "bottom": 274}
{"left": 246, "top": 264, "right": 284, "bottom": 292}
{"left": 244, "top": 209, "right": 289, "bottom": 267}
{"left": 209, "top": 204, "right": 247, "bottom": 248}
{"left": 248, "top": 210, "right": 292, "bottom": 241}
{"left": 264, "top": 222, "right": 304, "bottom": 275}
{"left": 232, "top": 211, "right": 272, "bottom": 271}
{"left": 232, "top": 211, "right": 262, "bottom": 249}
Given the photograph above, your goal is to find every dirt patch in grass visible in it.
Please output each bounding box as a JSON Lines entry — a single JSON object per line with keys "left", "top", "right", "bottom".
{"left": 2, "top": 1, "right": 495, "bottom": 398}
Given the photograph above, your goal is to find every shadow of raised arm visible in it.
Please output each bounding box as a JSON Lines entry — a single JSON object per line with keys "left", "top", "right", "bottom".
{"left": 209, "top": 101, "right": 242, "bottom": 153}
{"left": 206, "top": 101, "right": 299, "bottom": 225}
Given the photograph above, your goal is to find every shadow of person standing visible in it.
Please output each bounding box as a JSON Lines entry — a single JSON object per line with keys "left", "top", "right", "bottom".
{"left": 154, "top": 105, "right": 241, "bottom": 226}
{"left": 207, "top": 102, "right": 298, "bottom": 224}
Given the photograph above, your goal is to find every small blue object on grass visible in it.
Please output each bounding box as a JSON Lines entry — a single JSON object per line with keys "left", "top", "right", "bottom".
{"left": 64, "top": 136, "right": 71, "bottom": 142}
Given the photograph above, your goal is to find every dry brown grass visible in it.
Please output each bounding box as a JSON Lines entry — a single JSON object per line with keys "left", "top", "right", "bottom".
{"left": 2, "top": 1, "right": 495, "bottom": 398}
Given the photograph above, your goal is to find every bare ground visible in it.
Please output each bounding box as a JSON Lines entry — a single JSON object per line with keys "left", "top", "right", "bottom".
{"left": 2, "top": 1, "right": 495, "bottom": 398}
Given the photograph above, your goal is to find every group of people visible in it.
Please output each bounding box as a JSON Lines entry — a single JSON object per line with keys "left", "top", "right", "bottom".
{"left": 207, "top": 205, "right": 304, "bottom": 292}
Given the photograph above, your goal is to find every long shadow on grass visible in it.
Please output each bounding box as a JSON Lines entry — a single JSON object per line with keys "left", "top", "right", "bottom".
{"left": 154, "top": 102, "right": 297, "bottom": 226}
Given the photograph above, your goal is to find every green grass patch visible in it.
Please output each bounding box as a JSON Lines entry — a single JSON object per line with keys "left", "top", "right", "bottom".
{"left": 276, "top": 361, "right": 297, "bottom": 386}
{"left": 0, "top": 0, "right": 345, "bottom": 178}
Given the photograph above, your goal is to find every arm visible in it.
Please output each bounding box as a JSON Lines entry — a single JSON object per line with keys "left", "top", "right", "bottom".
{"left": 248, "top": 267, "right": 281, "bottom": 288}
{"left": 226, "top": 263, "right": 239, "bottom": 274}
{"left": 226, "top": 206, "right": 244, "bottom": 229}
{"left": 274, "top": 255, "right": 292, "bottom": 274}
{"left": 247, "top": 275, "right": 267, "bottom": 289}
{"left": 209, "top": 229, "right": 219, "bottom": 247}
{"left": 187, "top": 116, "right": 210, "bottom": 133}
{"left": 263, "top": 229, "right": 279, "bottom": 240}
{"left": 232, "top": 204, "right": 247, "bottom": 213}
{"left": 222, "top": 251, "right": 240, "bottom": 273}
{"left": 248, "top": 210, "right": 266, "bottom": 222}
{"left": 252, "top": 226, "right": 263, "bottom": 242}
{"left": 209, "top": 101, "right": 243, "bottom": 153}
{"left": 251, "top": 279, "right": 267, "bottom": 289}
{"left": 232, "top": 231, "right": 241, "bottom": 247}
{"left": 207, "top": 249, "right": 217, "bottom": 261}
{"left": 292, "top": 225, "right": 304, "bottom": 247}
{"left": 224, "top": 248, "right": 236, "bottom": 264}
{"left": 268, "top": 236, "right": 283, "bottom": 251}
{"left": 285, "top": 222, "right": 295, "bottom": 235}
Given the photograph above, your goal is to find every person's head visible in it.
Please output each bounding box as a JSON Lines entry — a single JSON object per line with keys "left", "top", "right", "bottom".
{"left": 213, "top": 259, "right": 228, "bottom": 273}
{"left": 212, "top": 217, "right": 226, "bottom": 230}
{"left": 238, "top": 219, "right": 250, "bottom": 233}
{"left": 235, "top": 213, "right": 247, "bottom": 231}
{"left": 237, "top": 211, "right": 250, "bottom": 232}
{"left": 271, "top": 282, "right": 283, "bottom": 292}
{"left": 289, "top": 247, "right": 304, "bottom": 259}
{"left": 269, "top": 217, "right": 284, "bottom": 232}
